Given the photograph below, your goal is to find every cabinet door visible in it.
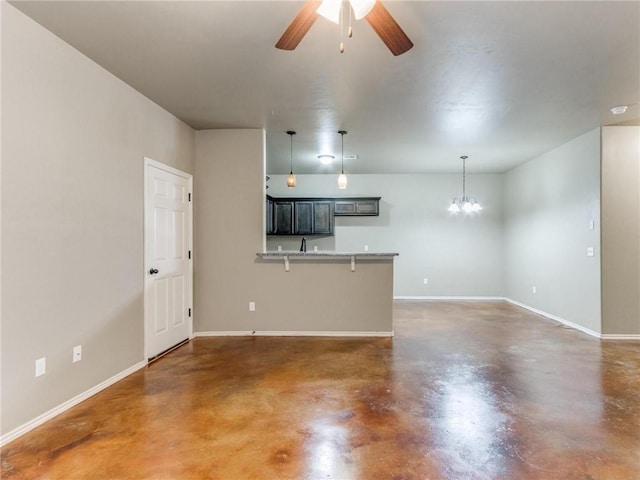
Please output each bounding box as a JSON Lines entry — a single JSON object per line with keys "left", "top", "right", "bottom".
{"left": 294, "top": 201, "right": 314, "bottom": 235}
{"left": 266, "top": 197, "right": 274, "bottom": 234}
{"left": 334, "top": 200, "right": 356, "bottom": 215}
{"left": 355, "top": 199, "right": 379, "bottom": 215}
{"left": 313, "top": 201, "right": 334, "bottom": 235}
{"left": 334, "top": 198, "right": 380, "bottom": 216}
{"left": 273, "top": 201, "right": 293, "bottom": 235}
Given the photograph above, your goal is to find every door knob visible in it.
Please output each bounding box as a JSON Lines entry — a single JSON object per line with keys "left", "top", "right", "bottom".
{"left": 149, "top": 268, "right": 159, "bottom": 275}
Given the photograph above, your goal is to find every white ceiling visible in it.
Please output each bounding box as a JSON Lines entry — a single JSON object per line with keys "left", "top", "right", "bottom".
{"left": 9, "top": 0, "right": 640, "bottom": 174}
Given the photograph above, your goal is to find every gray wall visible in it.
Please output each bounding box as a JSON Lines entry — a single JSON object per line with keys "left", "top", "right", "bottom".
{"left": 194, "top": 129, "right": 266, "bottom": 332}
{"left": 1, "top": 4, "right": 195, "bottom": 435}
{"left": 267, "top": 173, "right": 505, "bottom": 298}
{"left": 195, "top": 130, "right": 394, "bottom": 334}
{"left": 601, "top": 126, "right": 640, "bottom": 335}
{"left": 503, "top": 128, "right": 601, "bottom": 333}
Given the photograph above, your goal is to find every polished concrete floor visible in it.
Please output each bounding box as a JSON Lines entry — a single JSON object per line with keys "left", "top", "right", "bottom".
{"left": 2, "top": 301, "right": 639, "bottom": 479}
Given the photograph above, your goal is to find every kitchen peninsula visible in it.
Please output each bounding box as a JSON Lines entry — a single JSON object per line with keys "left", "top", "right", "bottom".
{"left": 256, "top": 251, "right": 398, "bottom": 336}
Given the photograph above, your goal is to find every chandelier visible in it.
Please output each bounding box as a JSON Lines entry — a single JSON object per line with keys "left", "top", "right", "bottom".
{"left": 448, "top": 155, "right": 482, "bottom": 214}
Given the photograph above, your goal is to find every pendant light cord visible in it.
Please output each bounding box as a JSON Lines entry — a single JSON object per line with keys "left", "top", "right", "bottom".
{"left": 339, "top": 130, "right": 346, "bottom": 173}
{"left": 287, "top": 130, "right": 296, "bottom": 174}
{"left": 461, "top": 155, "right": 468, "bottom": 198}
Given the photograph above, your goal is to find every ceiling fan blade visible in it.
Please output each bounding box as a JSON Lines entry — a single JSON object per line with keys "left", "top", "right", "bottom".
{"left": 365, "top": 1, "right": 413, "bottom": 56}
{"left": 276, "top": 0, "right": 322, "bottom": 51}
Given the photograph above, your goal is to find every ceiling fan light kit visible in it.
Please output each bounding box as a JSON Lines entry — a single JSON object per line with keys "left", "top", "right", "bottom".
{"left": 448, "top": 156, "right": 482, "bottom": 214}
{"left": 276, "top": 0, "right": 413, "bottom": 56}
{"left": 316, "top": 0, "right": 341, "bottom": 24}
{"left": 317, "top": 0, "right": 376, "bottom": 23}
{"left": 286, "top": 130, "right": 297, "bottom": 188}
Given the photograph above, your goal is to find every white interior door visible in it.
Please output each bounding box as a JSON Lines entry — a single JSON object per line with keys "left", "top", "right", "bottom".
{"left": 144, "top": 158, "right": 193, "bottom": 359}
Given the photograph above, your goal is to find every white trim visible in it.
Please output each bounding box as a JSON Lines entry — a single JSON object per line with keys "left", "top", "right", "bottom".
{"left": 195, "top": 331, "right": 394, "bottom": 338}
{"left": 144, "top": 157, "right": 191, "bottom": 180}
{"left": 504, "top": 298, "right": 602, "bottom": 338}
{"left": 394, "top": 296, "right": 505, "bottom": 301}
{"left": 600, "top": 334, "right": 640, "bottom": 340}
{"left": 0, "top": 360, "right": 147, "bottom": 447}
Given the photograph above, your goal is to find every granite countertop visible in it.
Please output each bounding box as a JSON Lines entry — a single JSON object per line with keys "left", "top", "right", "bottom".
{"left": 258, "top": 251, "right": 399, "bottom": 257}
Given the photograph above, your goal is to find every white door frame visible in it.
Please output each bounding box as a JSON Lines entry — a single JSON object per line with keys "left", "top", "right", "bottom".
{"left": 143, "top": 157, "right": 193, "bottom": 360}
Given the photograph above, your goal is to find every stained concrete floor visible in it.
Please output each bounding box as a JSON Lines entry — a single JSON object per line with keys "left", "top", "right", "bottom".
{"left": 2, "top": 301, "right": 639, "bottom": 479}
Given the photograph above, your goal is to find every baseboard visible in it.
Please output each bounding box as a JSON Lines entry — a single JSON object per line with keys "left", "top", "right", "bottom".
{"left": 504, "top": 298, "right": 602, "bottom": 338}
{"left": 394, "top": 296, "right": 505, "bottom": 301}
{"left": 0, "top": 360, "right": 148, "bottom": 447}
{"left": 600, "top": 334, "right": 640, "bottom": 340}
{"left": 195, "top": 331, "right": 394, "bottom": 337}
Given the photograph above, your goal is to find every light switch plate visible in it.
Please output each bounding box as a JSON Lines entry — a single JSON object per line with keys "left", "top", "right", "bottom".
{"left": 35, "top": 357, "right": 46, "bottom": 377}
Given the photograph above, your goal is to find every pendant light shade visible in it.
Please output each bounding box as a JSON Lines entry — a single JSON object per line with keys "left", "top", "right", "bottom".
{"left": 337, "top": 130, "right": 348, "bottom": 189}
{"left": 286, "top": 130, "right": 296, "bottom": 188}
{"left": 448, "top": 155, "right": 481, "bottom": 213}
{"left": 317, "top": 0, "right": 341, "bottom": 24}
{"left": 338, "top": 172, "right": 348, "bottom": 189}
{"left": 350, "top": 0, "right": 376, "bottom": 19}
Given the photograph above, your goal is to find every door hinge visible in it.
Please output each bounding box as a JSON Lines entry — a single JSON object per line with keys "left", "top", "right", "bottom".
{"left": 188, "top": 193, "right": 192, "bottom": 202}
{"left": 188, "top": 250, "right": 191, "bottom": 259}
{"left": 188, "top": 308, "right": 192, "bottom": 317}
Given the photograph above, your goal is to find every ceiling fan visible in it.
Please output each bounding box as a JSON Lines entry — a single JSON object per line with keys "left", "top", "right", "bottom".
{"left": 275, "top": 0, "right": 413, "bottom": 56}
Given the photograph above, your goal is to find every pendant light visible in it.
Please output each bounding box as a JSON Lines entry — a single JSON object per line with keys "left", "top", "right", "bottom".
{"left": 337, "top": 130, "right": 348, "bottom": 189}
{"left": 448, "top": 155, "right": 482, "bottom": 213}
{"left": 286, "top": 130, "right": 296, "bottom": 188}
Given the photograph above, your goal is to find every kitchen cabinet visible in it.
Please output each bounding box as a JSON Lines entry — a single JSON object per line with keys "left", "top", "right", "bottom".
{"left": 266, "top": 196, "right": 379, "bottom": 235}
{"left": 294, "top": 201, "right": 314, "bottom": 234}
{"left": 334, "top": 197, "right": 380, "bottom": 216}
{"left": 312, "top": 201, "right": 334, "bottom": 235}
{"left": 266, "top": 196, "right": 274, "bottom": 234}
{"left": 293, "top": 200, "right": 334, "bottom": 235}
{"left": 273, "top": 200, "right": 294, "bottom": 235}
{"left": 270, "top": 198, "right": 334, "bottom": 236}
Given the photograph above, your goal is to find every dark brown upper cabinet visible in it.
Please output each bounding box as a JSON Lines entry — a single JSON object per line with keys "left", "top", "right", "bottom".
{"left": 266, "top": 196, "right": 379, "bottom": 236}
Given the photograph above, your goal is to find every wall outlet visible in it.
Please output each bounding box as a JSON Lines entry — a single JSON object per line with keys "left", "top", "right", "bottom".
{"left": 532, "top": 286, "right": 537, "bottom": 294}
{"left": 277, "top": 245, "right": 282, "bottom": 252}
{"left": 73, "top": 345, "right": 82, "bottom": 363}
{"left": 423, "top": 278, "right": 428, "bottom": 285}
{"left": 249, "top": 302, "right": 256, "bottom": 312}
{"left": 313, "top": 245, "right": 318, "bottom": 252}
{"left": 35, "top": 357, "right": 46, "bottom": 377}
{"left": 364, "top": 245, "right": 369, "bottom": 252}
